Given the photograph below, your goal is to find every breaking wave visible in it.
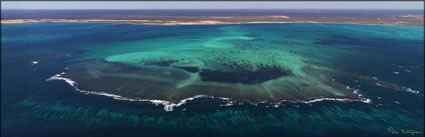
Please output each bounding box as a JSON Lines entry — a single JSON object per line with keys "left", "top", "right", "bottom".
{"left": 46, "top": 72, "right": 372, "bottom": 112}
{"left": 367, "top": 76, "right": 421, "bottom": 94}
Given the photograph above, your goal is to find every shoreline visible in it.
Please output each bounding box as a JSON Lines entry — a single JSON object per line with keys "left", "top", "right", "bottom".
{"left": 2, "top": 19, "right": 423, "bottom": 26}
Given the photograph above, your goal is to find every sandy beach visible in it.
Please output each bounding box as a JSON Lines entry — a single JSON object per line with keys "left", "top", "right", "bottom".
{"left": 1, "top": 14, "right": 423, "bottom": 26}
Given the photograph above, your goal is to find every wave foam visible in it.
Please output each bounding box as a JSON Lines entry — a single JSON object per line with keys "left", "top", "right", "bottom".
{"left": 31, "top": 61, "right": 39, "bottom": 65}
{"left": 46, "top": 72, "right": 372, "bottom": 111}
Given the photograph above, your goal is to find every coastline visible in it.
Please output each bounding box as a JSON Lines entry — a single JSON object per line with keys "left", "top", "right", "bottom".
{"left": 1, "top": 18, "right": 423, "bottom": 26}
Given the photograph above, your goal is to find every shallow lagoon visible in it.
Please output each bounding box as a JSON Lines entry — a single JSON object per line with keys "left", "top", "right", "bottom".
{"left": 1, "top": 23, "right": 424, "bottom": 136}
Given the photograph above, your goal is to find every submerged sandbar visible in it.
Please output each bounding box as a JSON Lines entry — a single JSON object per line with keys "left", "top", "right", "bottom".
{"left": 46, "top": 26, "right": 366, "bottom": 104}
{"left": 34, "top": 22, "right": 401, "bottom": 107}
{"left": 58, "top": 58, "right": 360, "bottom": 103}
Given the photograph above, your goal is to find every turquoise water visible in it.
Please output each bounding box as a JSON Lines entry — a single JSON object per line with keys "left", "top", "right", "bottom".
{"left": 1, "top": 23, "right": 424, "bottom": 136}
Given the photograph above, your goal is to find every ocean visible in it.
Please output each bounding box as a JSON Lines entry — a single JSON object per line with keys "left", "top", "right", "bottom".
{"left": 1, "top": 23, "right": 424, "bottom": 136}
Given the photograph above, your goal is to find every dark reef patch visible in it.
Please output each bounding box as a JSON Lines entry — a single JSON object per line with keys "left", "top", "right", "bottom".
{"left": 173, "top": 66, "right": 199, "bottom": 73}
{"left": 199, "top": 64, "right": 292, "bottom": 84}
{"left": 142, "top": 59, "right": 178, "bottom": 67}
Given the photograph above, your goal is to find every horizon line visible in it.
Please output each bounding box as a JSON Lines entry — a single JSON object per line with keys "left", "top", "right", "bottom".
{"left": 2, "top": 8, "right": 424, "bottom": 10}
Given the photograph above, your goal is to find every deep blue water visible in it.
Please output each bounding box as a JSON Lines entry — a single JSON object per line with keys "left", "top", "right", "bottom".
{"left": 1, "top": 23, "right": 424, "bottom": 136}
